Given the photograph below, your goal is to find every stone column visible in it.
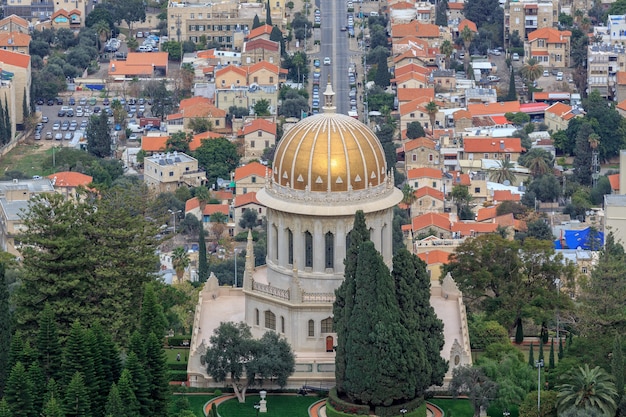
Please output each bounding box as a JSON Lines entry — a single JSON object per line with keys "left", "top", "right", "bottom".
{"left": 278, "top": 218, "right": 288, "bottom": 268}
{"left": 293, "top": 221, "right": 304, "bottom": 273}
{"left": 267, "top": 216, "right": 275, "bottom": 262}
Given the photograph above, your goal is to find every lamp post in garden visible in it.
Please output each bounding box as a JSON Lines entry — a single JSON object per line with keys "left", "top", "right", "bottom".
{"left": 254, "top": 403, "right": 261, "bottom": 417}
{"left": 536, "top": 359, "right": 545, "bottom": 416}
{"left": 503, "top": 410, "right": 510, "bottom": 417}
{"left": 168, "top": 209, "right": 181, "bottom": 234}
{"left": 400, "top": 408, "right": 407, "bottom": 417}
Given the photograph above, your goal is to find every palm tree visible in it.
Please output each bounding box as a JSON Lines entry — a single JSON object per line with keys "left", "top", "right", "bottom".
{"left": 93, "top": 20, "right": 111, "bottom": 54}
{"left": 460, "top": 26, "right": 475, "bottom": 73}
{"left": 489, "top": 160, "right": 517, "bottom": 185}
{"left": 401, "top": 184, "right": 416, "bottom": 217}
{"left": 172, "top": 246, "right": 190, "bottom": 282}
{"left": 440, "top": 40, "right": 454, "bottom": 69}
{"left": 520, "top": 58, "right": 544, "bottom": 85}
{"left": 425, "top": 101, "right": 438, "bottom": 136}
{"left": 588, "top": 133, "right": 600, "bottom": 151}
{"left": 519, "top": 148, "right": 554, "bottom": 177}
{"left": 556, "top": 364, "right": 618, "bottom": 416}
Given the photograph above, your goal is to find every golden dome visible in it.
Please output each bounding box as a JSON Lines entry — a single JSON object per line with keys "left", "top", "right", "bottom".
{"left": 273, "top": 112, "right": 387, "bottom": 193}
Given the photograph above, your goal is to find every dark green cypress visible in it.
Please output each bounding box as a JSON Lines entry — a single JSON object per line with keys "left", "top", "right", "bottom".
{"left": 61, "top": 321, "right": 94, "bottom": 390}
{"left": 63, "top": 372, "right": 91, "bottom": 417}
{"left": 333, "top": 210, "right": 369, "bottom": 394}
{"left": 0, "top": 262, "right": 10, "bottom": 395}
{"left": 37, "top": 303, "right": 62, "bottom": 382}
{"left": 567, "top": 332, "right": 573, "bottom": 348}
{"left": 548, "top": 338, "right": 555, "bottom": 369}
{"left": 5, "top": 362, "right": 34, "bottom": 417}
{"left": 124, "top": 352, "right": 151, "bottom": 416}
{"left": 117, "top": 370, "right": 141, "bottom": 417}
{"left": 252, "top": 14, "right": 261, "bottom": 29}
{"left": 92, "top": 321, "right": 121, "bottom": 393}
{"left": 22, "top": 87, "right": 28, "bottom": 123}
{"left": 144, "top": 333, "right": 169, "bottom": 416}
{"left": 538, "top": 338, "right": 545, "bottom": 363}
{"left": 528, "top": 342, "right": 535, "bottom": 367}
{"left": 198, "top": 227, "right": 208, "bottom": 282}
{"left": 265, "top": 0, "right": 272, "bottom": 26}
{"left": 0, "top": 98, "right": 6, "bottom": 145}
{"left": 44, "top": 378, "right": 61, "bottom": 409}
{"left": 506, "top": 68, "right": 517, "bottom": 101}
{"left": 558, "top": 337, "right": 564, "bottom": 360}
{"left": 515, "top": 318, "right": 524, "bottom": 344}
{"left": 4, "top": 96, "right": 10, "bottom": 143}
{"left": 139, "top": 284, "right": 167, "bottom": 340}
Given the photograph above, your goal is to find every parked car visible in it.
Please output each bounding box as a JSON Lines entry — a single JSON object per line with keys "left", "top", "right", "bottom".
{"left": 45, "top": 132, "right": 53, "bottom": 140}
{"left": 54, "top": 133, "right": 62, "bottom": 140}
{"left": 324, "top": 57, "right": 331, "bottom": 65}
{"left": 34, "top": 132, "right": 41, "bottom": 140}
{"left": 556, "top": 72, "right": 564, "bottom": 81}
{"left": 42, "top": 116, "right": 49, "bottom": 123}
{"left": 79, "top": 97, "right": 87, "bottom": 105}
{"left": 61, "top": 121, "right": 69, "bottom": 131}
{"left": 52, "top": 121, "right": 61, "bottom": 131}
{"left": 69, "top": 97, "right": 75, "bottom": 105}
{"left": 57, "top": 109, "right": 66, "bottom": 117}
{"left": 512, "top": 53, "right": 520, "bottom": 61}
{"left": 64, "top": 132, "right": 73, "bottom": 140}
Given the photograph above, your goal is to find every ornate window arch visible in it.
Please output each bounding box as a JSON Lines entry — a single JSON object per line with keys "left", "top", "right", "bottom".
{"left": 308, "top": 319, "right": 314, "bottom": 337}
{"left": 264, "top": 310, "right": 276, "bottom": 330}
{"left": 287, "top": 228, "right": 293, "bottom": 265}
{"left": 321, "top": 317, "right": 333, "bottom": 333}
{"left": 305, "top": 231, "right": 313, "bottom": 267}
{"left": 254, "top": 308, "right": 259, "bottom": 326}
{"left": 325, "top": 231, "right": 334, "bottom": 269}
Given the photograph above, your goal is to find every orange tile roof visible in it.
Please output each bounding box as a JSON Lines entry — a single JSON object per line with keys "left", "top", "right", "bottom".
{"left": 432, "top": 128, "right": 455, "bottom": 140}
{"left": 215, "top": 64, "right": 248, "bottom": 79}
{"left": 493, "top": 190, "right": 521, "bottom": 202}
{"left": 196, "top": 49, "right": 216, "bottom": 59}
{"left": 451, "top": 221, "right": 498, "bottom": 236}
{"left": 618, "top": 72, "right": 626, "bottom": 86}
{"left": 476, "top": 205, "right": 498, "bottom": 222}
{"left": 190, "top": 131, "right": 225, "bottom": 151}
{"left": 0, "top": 15, "right": 29, "bottom": 28}
{"left": 234, "top": 162, "right": 270, "bottom": 181}
{"left": 617, "top": 100, "right": 626, "bottom": 113}
{"left": 0, "top": 32, "right": 30, "bottom": 47}
{"left": 166, "top": 113, "right": 183, "bottom": 121}
{"left": 248, "top": 24, "right": 273, "bottom": 40}
{"left": 545, "top": 102, "right": 572, "bottom": 117}
{"left": 393, "top": 47, "right": 436, "bottom": 63}
{"left": 411, "top": 212, "right": 452, "bottom": 231}
{"left": 241, "top": 118, "right": 277, "bottom": 136}
{"left": 51, "top": 9, "right": 68, "bottom": 19}
{"left": 48, "top": 171, "right": 93, "bottom": 187}
{"left": 69, "top": 8, "right": 81, "bottom": 15}
{"left": 528, "top": 27, "right": 571, "bottom": 43}
{"left": 203, "top": 204, "right": 230, "bottom": 216}
{"left": 407, "top": 167, "right": 442, "bottom": 180}
{"left": 397, "top": 87, "right": 434, "bottom": 103}
{"left": 395, "top": 35, "right": 429, "bottom": 49}
{"left": 394, "top": 62, "right": 431, "bottom": 77}
{"left": 393, "top": 71, "right": 429, "bottom": 86}
{"left": 0, "top": 49, "right": 29, "bottom": 68}
{"left": 392, "top": 21, "right": 440, "bottom": 38}
{"left": 531, "top": 51, "right": 549, "bottom": 56}
{"left": 185, "top": 197, "right": 201, "bottom": 212}
{"left": 179, "top": 96, "right": 226, "bottom": 119}
{"left": 417, "top": 250, "right": 451, "bottom": 265}
{"left": 244, "top": 38, "right": 280, "bottom": 52}
{"left": 141, "top": 135, "right": 168, "bottom": 152}
{"left": 448, "top": 2, "right": 464, "bottom": 9}
{"left": 109, "top": 61, "right": 153, "bottom": 76}
{"left": 126, "top": 52, "right": 168, "bottom": 67}
{"left": 463, "top": 137, "right": 523, "bottom": 153}
{"left": 399, "top": 96, "right": 433, "bottom": 116}
{"left": 390, "top": 1, "right": 415, "bottom": 9}
{"left": 608, "top": 173, "right": 620, "bottom": 191}
{"left": 247, "top": 60, "right": 280, "bottom": 75}
{"left": 448, "top": 171, "right": 471, "bottom": 186}
{"left": 458, "top": 19, "right": 477, "bottom": 32}
{"left": 213, "top": 190, "right": 233, "bottom": 201}
{"left": 453, "top": 109, "right": 472, "bottom": 121}
{"left": 404, "top": 137, "right": 436, "bottom": 152}
{"left": 414, "top": 186, "right": 444, "bottom": 200}
{"left": 494, "top": 213, "right": 515, "bottom": 228}
{"left": 234, "top": 192, "right": 262, "bottom": 208}
{"left": 467, "top": 101, "right": 520, "bottom": 116}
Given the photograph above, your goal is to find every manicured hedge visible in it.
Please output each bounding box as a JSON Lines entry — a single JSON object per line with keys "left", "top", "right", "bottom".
{"left": 168, "top": 363, "right": 188, "bottom": 371}
{"left": 168, "top": 371, "right": 188, "bottom": 382}
{"left": 327, "top": 388, "right": 370, "bottom": 416}
{"left": 166, "top": 336, "right": 192, "bottom": 347}
{"left": 375, "top": 398, "right": 426, "bottom": 417}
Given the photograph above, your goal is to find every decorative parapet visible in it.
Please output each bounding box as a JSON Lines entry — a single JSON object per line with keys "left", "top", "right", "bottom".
{"left": 252, "top": 280, "right": 290, "bottom": 300}
{"left": 302, "top": 292, "right": 335, "bottom": 303}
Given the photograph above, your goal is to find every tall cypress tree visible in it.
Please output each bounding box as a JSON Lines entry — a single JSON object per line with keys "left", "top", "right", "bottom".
{"left": 63, "top": 372, "right": 91, "bottom": 417}
{"left": 538, "top": 338, "right": 545, "bottom": 363}
{"left": 28, "top": 361, "right": 47, "bottom": 414}
{"left": 613, "top": 334, "right": 625, "bottom": 402}
{"left": 344, "top": 241, "right": 409, "bottom": 405}
{"left": 334, "top": 210, "right": 369, "bottom": 394}
{"left": 515, "top": 318, "right": 524, "bottom": 344}
{"left": 506, "top": 68, "right": 517, "bottom": 101}
{"left": 0, "top": 262, "right": 10, "bottom": 396}
{"left": 22, "top": 87, "right": 29, "bottom": 123}
{"left": 252, "top": 14, "right": 261, "bottom": 29}
{"left": 5, "top": 362, "right": 34, "bottom": 417}
{"left": 528, "top": 342, "right": 535, "bottom": 367}
{"left": 144, "top": 332, "right": 169, "bottom": 416}
{"left": 124, "top": 352, "right": 151, "bottom": 416}
{"left": 548, "top": 338, "right": 555, "bottom": 369}
{"left": 117, "top": 370, "right": 141, "bottom": 417}
{"left": 4, "top": 96, "right": 10, "bottom": 143}
{"left": 37, "top": 303, "right": 62, "bottom": 382}
{"left": 558, "top": 337, "right": 564, "bottom": 360}
{"left": 265, "top": 0, "right": 272, "bottom": 26}
{"left": 198, "top": 227, "right": 208, "bottom": 283}
{"left": 0, "top": 97, "right": 6, "bottom": 145}
{"left": 139, "top": 284, "right": 167, "bottom": 340}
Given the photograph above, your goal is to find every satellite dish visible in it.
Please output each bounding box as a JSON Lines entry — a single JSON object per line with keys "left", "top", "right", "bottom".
{"left": 217, "top": 178, "right": 226, "bottom": 188}
{"left": 503, "top": 180, "right": 511, "bottom": 186}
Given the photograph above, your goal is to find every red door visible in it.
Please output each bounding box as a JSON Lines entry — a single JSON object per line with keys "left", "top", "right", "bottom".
{"left": 326, "top": 336, "right": 334, "bottom": 352}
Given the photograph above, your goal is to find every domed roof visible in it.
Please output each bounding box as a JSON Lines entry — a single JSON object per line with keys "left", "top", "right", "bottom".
{"left": 273, "top": 103, "right": 387, "bottom": 193}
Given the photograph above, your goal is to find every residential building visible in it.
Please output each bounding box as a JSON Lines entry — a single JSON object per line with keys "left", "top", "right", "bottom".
{"left": 233, "top": 191, "right": 266, "bottom": 232}
{"left": 401, "top": 137, "right": 440, "bottom": 170}
{"left": 47, "top": 171, "right": 93, "bottom": 200}
{"left": 391, "top": 21, "right": 444, "bottom": 47}
{"left": 108, "top": 52, "right": 169, "bottom": 79}
{"left": 144, "top": 151, "right": 207, "bottom": 193}
{"left": 167, "top": 96, "right": 227, "bottom": 131}
{"left": 0, "top": 178, "right": 55, "bottom": 256}
{"left": 525, "top": 27, "right": 571, "bottom": 68}
{"left": 241, "top": 38, "right": 281, "bottom": 65}
{"left": 544, "top": 102, "right": 583, "bottom": 132}
{"left": 389, "top": 1, "right": 417, "bottom": 24}
{"left": 233, "top": 161, "right": 269, "bottom": 195}
{"left": 605, "top": 194, "right": 626, "bottom": 249}
{"left": 616, "top": 71, "right": 626, "bottom": 103}
{"left": 407, "top": 167, "right": 444, "bottom": 190}
{"left": 49, "top": 8, "right": 81, "bottom": 30}
{"left": 506, "top": 0, "right": 557, "bottom": 42}
{"left": 4, "top": 1, "right": 54, "bottom": 23}
{"left": 407, "top": 212, "right": 453, "bottom": 238}
{"left": 185, "top": 197, "right": 233, "bottom": 237}
{"left": 409, "top": 186, "right": 445, "bottom": 216}
{"left": 0, "top": 15, "right": 30, "bottom": 33}
{"left": 461, "top": 137, "right": 524, "bottom": 162}
{"left": 0, "top": 32, "right": 30, "bottom": 53}
{"left": 240, "top": 118, "right": 276, "bottom": 160}
{"left": 0, "top": 50, "right": 28, "bottom": 129}
{"left": 607, "top": 14, "right": 626, "bottom": 43}
{"left": 587, "top": 43, "right": 626, "bottom": 99}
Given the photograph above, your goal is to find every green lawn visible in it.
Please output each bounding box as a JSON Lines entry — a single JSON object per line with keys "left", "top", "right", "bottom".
{"left": 218, "top": 394, "right": 321, "bottom": 417}
{"left": 429, "top": 398, "right": 474, "bottom": 417}
{"left": 186, "top": 395, "right": 217, "bottom": 417}
{"left": 165, "top": 348, "right": 190, "bottom": 364}
{"left": 0, "top": 144, "right": 56, "bottom": 177}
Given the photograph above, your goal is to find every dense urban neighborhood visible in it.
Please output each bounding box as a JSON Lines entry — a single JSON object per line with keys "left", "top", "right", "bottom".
{"left": 0, "top": 0, "right": 626, "bottom": 415}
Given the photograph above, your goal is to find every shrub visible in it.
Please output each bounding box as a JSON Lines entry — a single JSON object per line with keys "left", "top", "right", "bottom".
{"left": 374, "top": 397, "right": 426, "bottom": 417}
{"left": 168, "top": 371, "right": 188, "bottom": 382}
{"left": 167, "top": 336, "right": 192, "bottom": 347}
{"left": 168, "top": 363, "right": 188, "bottom": 371}
{"left": 327, "top": 388, "right": 370, "bottom": 415}
{"left": 468, "top": 317, "right": 509, "bottom": 350}
{"left": 214, "top": 389, "right": 222, "bottom": 396}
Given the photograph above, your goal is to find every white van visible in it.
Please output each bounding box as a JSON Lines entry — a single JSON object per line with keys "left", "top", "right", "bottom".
{"left": 370, "top": 11, "right": 379, "bottom": 16}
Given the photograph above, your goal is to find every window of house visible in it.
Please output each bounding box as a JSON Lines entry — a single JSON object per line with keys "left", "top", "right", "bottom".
{"left": 325, "top": 232, "right": 334, "bottom": 269}
{"left": 265, "top": 140, "right": 269, "bottom": 148}
{"left": 190, "top": 13, "right": 194, "bottom": 18}
{"left": 582, "top": 267, "right": 588, "bottom": 274}
{"left": 252, "top": 176, "right": 256, "bottom": 183}
{"left": 410, "top": 113, "right": 415, "bottom": 118}
{"left": 254, "top": 76, "right": 258, "bottom": 83}
{"left": 215, "top": 120, "right": 220, "bottom": 126}
{"left": 257, "top": 130, "right": 263, "bottom": 137}
{"left": 432, "top": 200, "right": 436, "bottom": 207}
{"left": 269, "top": 76, "right": 274, "bottom": 83}
{"left": 419, "top": 200, "right": 423, "bottom": 206}
{"left": 198, "top": 13, "right": 202, "bottom": 18}
{"left": 169, "top": 172, "right": 174, "bottom": 176}
{"left": 429, "top": 154, "right": 433, "bottom": 161}
{"left": 412, "top": 154, "right": 417, "bottom": 162}
{"left": 281, "top": 316, "right": 285, "bottom": 333}
{"left": 308, "top": 319, "right": 314, "bottom": 337}
{"left": 432, "top": 181, "right": 436, "bottom": 188}
{"left": 243, "top": 188, "right": 247, "bottom": 194}
{"left": 484, "top": 153, "right": 489, "bottom": 159}
{"left": 255, "top": 308, "right": 259, "bottom": 325}
{"left": 288, "top": 229, "right": 293, "bottom": 264}
{"left": 413, "top": 181, "right": 418, "bottom": 188}
{"left": 321, "top": 317, "right": 333, "bottom": 333}
{"left": 474, "top": 187, "right": 481, "bottom": 193}
{"left": 305, "top": 231, "right": 313, "bottom": 267}
{"left": 265, "top": 310, "right": 276, "bottom": 330}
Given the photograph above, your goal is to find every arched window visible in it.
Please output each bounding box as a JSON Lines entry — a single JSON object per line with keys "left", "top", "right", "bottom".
{"left": 305, "top": 231, "right": 313, "bottom": 268}
{"left": 265, "top": 310, "right": 276, "bottom": 330}
{"left": 321, "top": 317, "right": 333, "bottom": 333}
{"left": 287, "top": 229, "right": 293, "bottom": 265}
{"left": 325, "top": 232, "right": 334, "bottom": 269}
{"left": 272, "top": 224, "right": 278, "bottom": 261}
{"left": 281, "top": 316, "right": 285, "bottom": 333}
{"left": 308, "top": 319, "right": 314, "bottom": 337}
{"left": 254, "top": 308, "right": 259, "bottom": 326}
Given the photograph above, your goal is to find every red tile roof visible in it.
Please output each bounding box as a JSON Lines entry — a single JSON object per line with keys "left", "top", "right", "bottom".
{"left": 617, "top": 71, "right": 626, "bottom": 85}
{"left": 215, "top": 64, "right": 248, "bottom": 79}
{"left": 414, "top": 186, "right": 444, "bottom": 200}
{"left": 213, "top": 190, "right": 233, "bottom": 201}
{"left": 203, "top": 204, "right": 230, "bottom": 216}
{"left": 234, "top": 162, "right": 270, "bottom": 181}
{"left": 0, "top": 49, "right": 29, "bottom": 68}
{"left": 126, "top": 52, "right": 168, "bottom": 67}
{"left": 451, "top": 221, "right": 498, "bottom": 236}
{"left": 458, "top": 19, "right": 477, "bottom": 32}
{"left": 463, "top": 137, "right": 523, "bottom": 153}
{"left": 407, "top": 167, "right": 443, "bottom": 180}
{"left": 528, "top": 27, "right": 571, "bottom": 43}
{"left": 394, "top": 62, "right": 431, "bottom": 77}
{"left": 48, "top": 171, "right": 93, "bottom": 187}
{"left": 453, "top": 109, "right": 472, "bottom": 121}
{"left": 0, "top": 32, "right": 30, "bottom": 47}
{"left": 449, "top": 171, "right": 471, "bottom": 186}
{"left": 234, "top": 192, "right": 262, "bottom": 207}
{"left": 185, "top": 197, "right": 201, "bottom": 212}
{"left": 248, "top": 24, "right": 273, "bottom": 40}
{"left": 545, "top": 102, "right": 572, "bottom": 117}
{"left": 417, "top": 250, "right": 451, "bottom": 265}
{"left": 396, "top": 87, "right": 434, "bottom": 102}
{"left": 411, "top": 212, "right": 452, "bottom": 231}
{"left": 467, "top": 101, "right": 520, "bottom": 116}
{"left": 392, "top": 22, "right": 440, "bottom": 38}
{"left": 448, "top": 2, "right": 464, "bottom": 9}
{"left": 404, "top": 137, "right": 436, "bottom": 152}
{"left": 476, "top": 205, "right": 498, "bottom": 222}
{"left": 390, "top": 1, "right": 415, "bottom": 9}
{"left": 179, "top": 96, "right": 226, "bottom": 119}
{"left": 190, "top": 131, "right": 224, "bottom": 151}
{"left": 608, "top": 173, "right": 620, "bottom": 191}
{"left": 247, "top": 60, "right": 280, "bottom": 75}
{"left": 243, "top": 38, "right": 280, "bottom": 52}
{"left": 141, "top": 135, "right": 169, "bottom": 152}
{"left": 0, "top": 15, "right": 29, "bottom": 28}
{"left": 493, "top": 190, "right": 521, "bottom": 202}
{"left": 241, "top": 118, "right": 277, "bottom": 136}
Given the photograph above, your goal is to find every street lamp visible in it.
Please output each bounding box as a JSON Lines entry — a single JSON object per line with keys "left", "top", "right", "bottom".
{"left": 503, "top": 410, "right": 510, "bottom": 417}
{"left": 400, "top": 408, "right": 407, "bottom": 417}
{"left": 168, "top": 209, "right": 182, "bottom": 234}
{"left": 254, "top": 403, "right": 261, "bottom": 417}
{"left": 536, "top": 359, "right": 544, "bottom": 415}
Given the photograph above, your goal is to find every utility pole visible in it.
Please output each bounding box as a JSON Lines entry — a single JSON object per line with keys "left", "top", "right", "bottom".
{"left": 175, "top": 14, "right": 182, "bottom": 44}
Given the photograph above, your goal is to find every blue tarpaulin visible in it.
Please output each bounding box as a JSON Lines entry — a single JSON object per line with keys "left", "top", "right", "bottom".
{"left": 554, "top": 227, "right": 604, "bottom": 250}
{"left": 85, "top": 84, "right": 105, "bottom": 91}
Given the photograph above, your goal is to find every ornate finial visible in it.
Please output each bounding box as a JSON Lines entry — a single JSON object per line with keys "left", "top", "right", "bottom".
{"left": 323, "top": 78, "right": 335, "bottom": 112}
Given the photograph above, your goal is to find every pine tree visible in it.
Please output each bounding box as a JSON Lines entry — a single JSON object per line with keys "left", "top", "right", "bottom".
{"left": 528, "top": 342, "right": 535, "bottom": 367}
{"left": 515, "top": 318, "right": 524, "bottom": 344}
{"left": 144, "top": 332, "right": 169, "bottom": 416}
{"left": 198, "top": 227, "right": 208, "bottom": 282}
{"left": 63, "top": 372, "right": 91, "bottom": 417}
{"left": 252, "top": 14, "right": 261, "bottom": 29}
{"left": 86, "top": 111, "right": 112, "bottom": 158}
{"left": 42, "top": 396, "right": 65, "bottom": 417}
{"left": 37, "top": 303, "right": 62, "bottom": 381}
{"left": 334, "top": 210, "right": 369, "bottom": 394}
{"left": 538, "top": 338, "right": 545, "bottom": 363}
{"left": 92, "top": 321, "right": 121, "bottom": 394}
{"left": 44, "top": 378, "right": 61, "bottom": 409}
{"left": 7, "top": 329, "right": 23, "bottom": 371}
{"left": 0, "top": 262, "right": 10, "bottom": 396}
{"left": 613, "top": 334, "right": 625, "bottom": 402}
{"left": 139, "top": 284, "right": 167, "bottom": 340}
{"left": 105, "top": 383, "right": 125, "bottom": 417}
{"left": 5, "top": 362, "right": 34, "bottom": 417}
{"left": 85, "top": 328, "right": 106, "bottom": 417}
{"left": 28, "top": 361, "right": 47, "bottom": 413}
{"left": 0, "top": 399, "right": 10, "bottom": 417}
{"left": 344, "top": 241, "right": 409, "bottom": 405}
{"left": 117, "top": 370, "right": 141, "bottom": 417}
{"left": 61, "top": 321, "right": 94, "bottom": 388}
{"left": 548, "top": 338, "right": 555, "bottom": 369}
{"left": 558, "top": 336, "right": 564, "bottom": 360}
{"left": 128, "top": 331, "right": 146, "bottom": 362}
{"left": 124, "top": 352, "right": 151, "bottom": 416}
